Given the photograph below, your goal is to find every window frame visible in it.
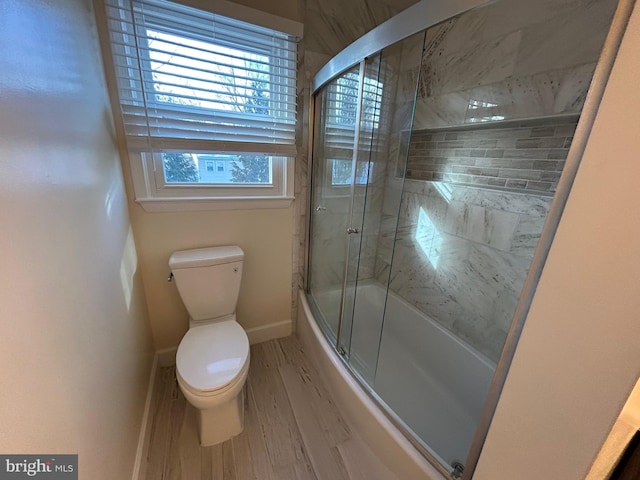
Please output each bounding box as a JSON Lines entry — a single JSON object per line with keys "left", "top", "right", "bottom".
{"left": 150, "top": 152, "right": 282, "bottom": 195}
{"left": 99, "top": 0, "right": 300, "bottom": 211}
{"left": 128, "top": 151, "right": 293, "bottom": 211}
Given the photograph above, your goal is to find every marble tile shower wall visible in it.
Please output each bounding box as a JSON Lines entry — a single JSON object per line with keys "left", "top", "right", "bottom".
{"left": 411, "top": 0, "right": 617, "bottom": 129}
{"left": 302, "top": 0, "right": 615, "bottom": 353}
{"left": 371, "top": 0, "right": 617, "bottom": 362}
{"left": 375, "top": 179, "right": 551, "bottom": 361}
{"left": 406, "top": 117, "right": 578, "bottom": 193}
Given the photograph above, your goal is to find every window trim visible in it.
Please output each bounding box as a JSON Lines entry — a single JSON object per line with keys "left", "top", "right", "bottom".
{"left": 129, "top": 152, "right": 294, "bottom": 211}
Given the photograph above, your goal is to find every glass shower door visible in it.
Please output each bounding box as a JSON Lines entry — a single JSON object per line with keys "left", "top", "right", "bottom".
{"left": 308, "top": 57, "right": 392, "bottom": 356}
{"left": 307, "top": 65, "right": 363, "bottom": 344}
{"left": 307, "top": 0, "right": 622, "bottom": 476}
{"left": 337, "top": 55, "right": 385, "bottom": 362}
{"left": 343, "top": 33, "right": 426, "bottom": 383}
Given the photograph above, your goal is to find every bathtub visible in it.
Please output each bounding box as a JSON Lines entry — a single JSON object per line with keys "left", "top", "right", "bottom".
{"left": 298, "top": 281, "right": 496, "bottom": 478}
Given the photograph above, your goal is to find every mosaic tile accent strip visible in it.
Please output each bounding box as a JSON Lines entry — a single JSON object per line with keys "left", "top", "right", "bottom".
{"left": 405, "top": 117, "right": 578, "bottom": 193}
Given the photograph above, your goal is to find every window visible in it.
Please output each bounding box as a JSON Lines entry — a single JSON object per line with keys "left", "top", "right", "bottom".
{"left": 102, "top": 0, "right": 298, "bottom": 210}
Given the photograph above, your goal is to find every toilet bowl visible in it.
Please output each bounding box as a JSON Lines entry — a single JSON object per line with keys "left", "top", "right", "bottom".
{"left": 176, "top": 320, "right": 250, "bottom": 446}
{"left": 169, "top": 246, "right": 250, "bottom": 446}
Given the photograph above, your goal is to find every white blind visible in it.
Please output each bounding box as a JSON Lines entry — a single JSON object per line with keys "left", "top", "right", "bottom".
{"left": 104, "top": 0, "right": 297, "bottom": 155}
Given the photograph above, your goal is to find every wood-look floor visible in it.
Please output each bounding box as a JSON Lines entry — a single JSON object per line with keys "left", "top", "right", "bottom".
{"left": 143, "top": 335, "right": 397, "bottom": 480}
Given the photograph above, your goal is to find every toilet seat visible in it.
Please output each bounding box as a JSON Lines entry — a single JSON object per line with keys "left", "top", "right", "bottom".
{"left": 176, "top": 320, "right": 249, "bottom": 396}
{"left": 177, "top": 358, "right": 249, "bottom": 399}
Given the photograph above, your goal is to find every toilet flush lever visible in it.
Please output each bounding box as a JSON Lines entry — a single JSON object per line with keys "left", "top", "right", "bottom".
{"left": 168, "top": 272, "right": 174, "bottom": 282}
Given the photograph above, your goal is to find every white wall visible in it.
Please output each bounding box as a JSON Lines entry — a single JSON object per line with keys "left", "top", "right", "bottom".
{"left": 0, "top": 0, "right": 154, "bottom": 478}
{"left": 475, "top": 2, "right": 640, "bottom": 478}
{"left": 130, "top": 207, "right": 293, "bottom": 350}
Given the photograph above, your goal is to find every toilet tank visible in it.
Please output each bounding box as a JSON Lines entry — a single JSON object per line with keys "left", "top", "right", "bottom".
{"left": 169, "top": 246, "right": 244, "bottom": 321}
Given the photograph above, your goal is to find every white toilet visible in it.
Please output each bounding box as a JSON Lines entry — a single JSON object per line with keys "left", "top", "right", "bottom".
{"left": 169, "top": 245, "right": 250, "bottom": 447}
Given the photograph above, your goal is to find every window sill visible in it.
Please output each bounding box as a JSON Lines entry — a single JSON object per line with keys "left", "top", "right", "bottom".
{"left": 135, "top": 195, "right": 295, "bottom": 212}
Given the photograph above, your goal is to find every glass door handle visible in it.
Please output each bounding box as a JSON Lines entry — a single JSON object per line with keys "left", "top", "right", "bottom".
{"left": 347, "top": 227, "right": 360, "bottom": 234}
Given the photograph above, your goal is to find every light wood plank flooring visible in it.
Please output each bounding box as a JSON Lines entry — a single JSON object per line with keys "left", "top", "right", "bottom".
{"left": 143, "top": 335, "right": 397, "bottom": 480}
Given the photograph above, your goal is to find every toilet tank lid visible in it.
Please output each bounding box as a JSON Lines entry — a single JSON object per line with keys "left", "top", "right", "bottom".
{"left": 169, "top": 246, "right": 244, "bottom": 269}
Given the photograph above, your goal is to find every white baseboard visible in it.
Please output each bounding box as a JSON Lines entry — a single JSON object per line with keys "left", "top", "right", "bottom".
{"left": 156, "top": 346, "right": 178, "bottom": 367}
{"left": 131, "top": 353, "right": 158, "bottom": 480}
{"left": 246, "top": 319, "right": 292, "bottom": 345}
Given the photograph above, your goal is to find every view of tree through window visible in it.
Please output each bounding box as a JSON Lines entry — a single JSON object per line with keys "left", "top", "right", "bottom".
{"left": 231, "top": 155, "right": 270, "bottom": 183}
{"left": 148, "top": 28, "right": 275, "bottom": 184}
{"left": 163, "top": 153, "right": 199, "bottom": 182}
